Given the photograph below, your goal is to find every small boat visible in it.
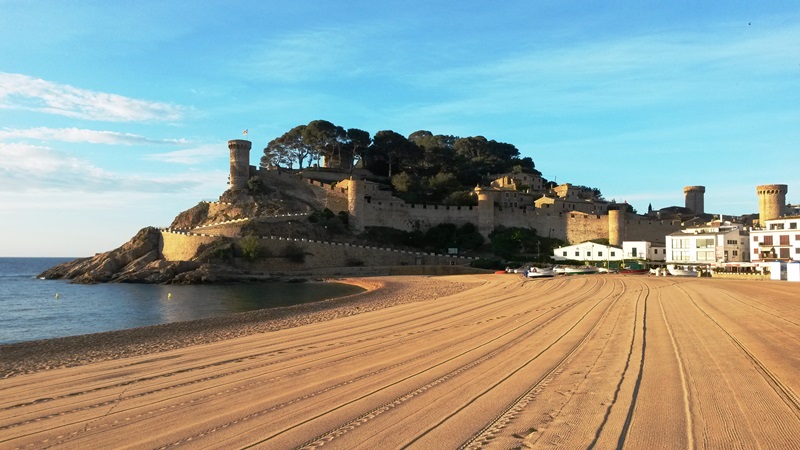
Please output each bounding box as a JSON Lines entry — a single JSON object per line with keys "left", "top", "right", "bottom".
{"left": 525, "top": 267, "right": 555, "bottom": 278}
{"left": 619, "top": 268, "right": 649, "bottom": 275}
{"left": 667, "top": 265, "right": 699, "bottom": 277}
{"left": 564, "top": 265, "right": 600, "bottom": 275}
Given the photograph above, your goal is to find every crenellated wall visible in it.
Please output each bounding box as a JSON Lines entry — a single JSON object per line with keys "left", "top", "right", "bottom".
{"left": 159, "top": 229, "right": 475, "bottom": 269}
{"left": 246, "top": 164, "right": 687, "bottom": 246}
{"left": 160, "top": 230, "right": 219, "bottom": 261}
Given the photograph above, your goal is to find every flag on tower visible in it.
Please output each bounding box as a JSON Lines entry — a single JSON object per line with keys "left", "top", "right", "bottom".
{"left": 243, "top": 129, "right": 248, "bottom": 136}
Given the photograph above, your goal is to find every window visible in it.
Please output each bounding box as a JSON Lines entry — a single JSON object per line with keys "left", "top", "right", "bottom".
{"left": 587, "top": 252, "right": 592, "bottom": 257}
{"left": 562, "top": 251, "right": 567, "bottom": 256}
{"left": 780, "top": 235, "right": 790, "bottom": 245}
{"left": 754, "top": 248, "right": 759, "bottom": 254}
{"left": 575, "top": 251, "right": 580, "bottom": 257}
{"left": 598, "top": 251, "right": 603, "bottom": 257}
{"left": 790, "top": 222, "right": 797, "bottom": 229}
{"left": 654, "top": 249, "right": 658, "bottom": 254}
{"left": 753, "top": 236, "right": 759, "bottom": 242}
{"left": 697, "top": 238, "right": 714, "bottom": 249}
{"left": 697, "top": 251, "right": 715, "bottom": 261}
{"left": 611, "top": 251, "right": 616, "bottom": 257}
{"left": 733, "top": 250, "right": 738, "bottom": 257}
{"left": 727, "top": 240, "right": 737, "bottom": 245}
{"left": 672, "top": 238, "right": 689, "bottom": 249}
{"left": 764, "top": 235, "right": 773, "bottom": 245}
{"left": 673, "top": 250, "right": 690, "bottom": 261}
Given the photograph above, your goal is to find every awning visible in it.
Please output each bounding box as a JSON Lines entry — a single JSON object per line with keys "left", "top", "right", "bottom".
{"left": 760, "top": 247, "right": 774, "bottom": 252}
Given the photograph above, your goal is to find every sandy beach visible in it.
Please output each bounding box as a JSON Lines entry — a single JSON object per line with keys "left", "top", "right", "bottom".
{"left": 2, "top": 274, "right": 800, "bottom": 448}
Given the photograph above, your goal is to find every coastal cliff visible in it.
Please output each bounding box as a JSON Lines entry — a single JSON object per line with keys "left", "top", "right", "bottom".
{"left": 37, "top": 227, "right": 240, "bottom": 284}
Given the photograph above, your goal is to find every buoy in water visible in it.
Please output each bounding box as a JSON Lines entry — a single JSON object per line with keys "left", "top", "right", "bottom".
{"left": 55, "top": 293, "right": 59, "bottom": 299}
{"left": 168, "top": 292, "right": 172, "bottom": 299}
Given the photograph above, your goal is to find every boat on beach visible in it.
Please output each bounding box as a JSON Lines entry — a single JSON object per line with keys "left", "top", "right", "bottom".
{"left": 619, "top": 268, "right": 649, "bottom": 275}
{"left": 563, "top": 265, "right": 600, "bottom": 275}
{"left": 667, "top": 264, "right": 699, "bottom": 277}
{"left": 524, "top": 267, "right": 555, "bottom": 278}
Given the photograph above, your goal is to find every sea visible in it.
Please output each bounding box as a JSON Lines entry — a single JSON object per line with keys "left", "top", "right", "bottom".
{"left": 0, "top": 257, "right": 364, "bottom": 345}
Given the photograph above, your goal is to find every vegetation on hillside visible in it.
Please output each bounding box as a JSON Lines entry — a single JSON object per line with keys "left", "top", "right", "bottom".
{"left": 261, "top": 120, "right": 542, "bottom": 205}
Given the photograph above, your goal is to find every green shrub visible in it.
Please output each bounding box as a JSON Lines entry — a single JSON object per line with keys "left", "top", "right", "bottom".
{"left": 238, "top": 235, "right": 262, "bottom": 260}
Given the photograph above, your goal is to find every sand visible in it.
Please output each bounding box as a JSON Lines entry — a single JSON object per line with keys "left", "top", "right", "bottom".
{"left": 1, "top": 274, "right": 799, "bottom": 449}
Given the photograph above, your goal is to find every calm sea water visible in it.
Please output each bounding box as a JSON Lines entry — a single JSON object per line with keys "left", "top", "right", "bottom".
{"left": 0, "top": 258, "right": 364, "bottom": 345}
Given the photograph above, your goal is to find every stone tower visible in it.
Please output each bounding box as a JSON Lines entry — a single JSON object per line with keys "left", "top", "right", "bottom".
{"left": 347, "top": 177, "right": 365, "bottom": 232}
{"left": 228, "top": 139, "right": 252, "bottom": 191}
{"left": 756, "top": 184, "right": 788, "bottom": 225}
{"left": 607, "top": 207, "right": 625, "bottom": 247}
{"left": 683, "top": 185, "right": 705, "bottom": 215}
{"left": 475, "top": 187, "right": 497, "bottom": 239}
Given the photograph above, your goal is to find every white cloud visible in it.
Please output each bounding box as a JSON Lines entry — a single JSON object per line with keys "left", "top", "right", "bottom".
{"left": 0, "top": 72, "right": 185, "bottom": 122}
{"left": 0, "top": 142, "right": 225, "bottom": 193}
{"left": 241, "top": 28, "right": 365, "bottom": 82}
{"left": 144, "top": 144, "right": 224, "bottom": 165}
{"left": 0, "top": 127, "right": 188, "bottom": 145}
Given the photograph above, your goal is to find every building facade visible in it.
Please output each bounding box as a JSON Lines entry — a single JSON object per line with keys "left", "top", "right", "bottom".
{"left": 750, "top": 216, "right": 800, "bottom": 262}
{"left": 622, "top": 241, "right": 666, "bottom": 262}
{"left": 665, "top": 222, "right": 750, "bottom": 264}
{"left": 552, "top": 242, "right": 623, "bottom": 263}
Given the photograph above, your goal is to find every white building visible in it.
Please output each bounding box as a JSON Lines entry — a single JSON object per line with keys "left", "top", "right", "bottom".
{"left": 750, "top": 216, "right": 800, "bottom": 262}
{"left": 665, "top": 221, "right": 750, "bottom": 264}
{"left": 622, "top": 241, "right": 666, "bottom": 262}
{"left": 553, "top": 241, "right": 623, "bottom": 263}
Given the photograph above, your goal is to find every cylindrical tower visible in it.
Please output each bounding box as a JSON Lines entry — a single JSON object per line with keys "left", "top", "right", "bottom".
{"left": 607, "top": 207, "right": 625, "bottom": 247}
{"left": 347, "top": 177, "right": 365, "bottom": 232}
{"left": 756, "top": 184, "right": 788, "bottom": 225}
{"left": 228, "top": 139, "right": 252, "bottom": 191}
{"left": 475, "top": 187, "right": 497, "bottom": 239}
{"left": 683, "top": 185, "right": 705, "bottom": 215}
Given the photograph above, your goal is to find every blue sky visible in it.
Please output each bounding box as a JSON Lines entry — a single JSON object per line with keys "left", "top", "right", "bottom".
{"left": 1, "top": 1, "right": 798, "bottom": 257}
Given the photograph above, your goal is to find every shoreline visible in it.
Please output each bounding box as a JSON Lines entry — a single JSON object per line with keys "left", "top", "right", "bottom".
{"left": 1, "top": 275, "right": 483, "bottom": 378}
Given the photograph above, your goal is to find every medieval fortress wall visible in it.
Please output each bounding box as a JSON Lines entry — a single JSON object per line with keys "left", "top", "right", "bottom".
{"left": 160, "top": 228, "right": 474, "bottom": 268}
{"left": 158, "top": 139, "right": 715, "bottom": 264}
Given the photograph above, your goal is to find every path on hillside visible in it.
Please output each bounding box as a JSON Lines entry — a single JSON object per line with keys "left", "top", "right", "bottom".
{"left": 2, "top": 276, "right": 799, "bottom": 449}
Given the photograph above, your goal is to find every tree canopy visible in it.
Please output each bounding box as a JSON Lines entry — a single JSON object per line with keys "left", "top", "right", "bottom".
{"left": 261, "top": 120, "right": 541, "bottom": 204}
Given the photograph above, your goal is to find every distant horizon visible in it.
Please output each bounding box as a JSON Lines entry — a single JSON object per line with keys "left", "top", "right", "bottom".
{"left": 2, "top": 1, "right": 798, "bottom": 256}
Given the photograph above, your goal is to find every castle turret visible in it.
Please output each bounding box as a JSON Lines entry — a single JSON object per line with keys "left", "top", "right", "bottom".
{"left": 347, "top": 177, "right": 365, "bottom": 232}
{"left": 757, "top": 184, "right": 788, "bottom": 225}
{"left": 228, "top": 139, "right": 252, "bottom": 191}
{"left": 608, "top": 207, "right": 625, "bottom": 247}
{"left": 475, "top": 186, "right": 497, "bottom": 239}
{"left": 683, "top": 185, "right": 705, "bottom": 215}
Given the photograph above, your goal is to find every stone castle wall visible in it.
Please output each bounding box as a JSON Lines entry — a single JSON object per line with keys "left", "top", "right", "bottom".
{"left": 360, "top": 200, "right": 479, "bottom": 230}
{"left": 160, "top": 230, "right": 474, "bottom": 268}
{"left": 295, "top": 176, "right": 685, "bottom": 244}
{"left": 242, "top": 153, "right": 687, "bottom": 248}
{"left": 621, "top": 215, "right": 684, "bottom": 243}
{"left": 160, "top": 230, "right": 219, "bottom": 261}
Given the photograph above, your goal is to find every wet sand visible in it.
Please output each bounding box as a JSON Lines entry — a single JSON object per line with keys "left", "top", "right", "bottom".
{"left": 2, "top": 274, "right": 799, "bottom": 448}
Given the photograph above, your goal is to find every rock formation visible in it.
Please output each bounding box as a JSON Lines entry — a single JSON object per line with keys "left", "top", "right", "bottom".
{"left": 37, "top": 227, "right": 241, "bottom": 284}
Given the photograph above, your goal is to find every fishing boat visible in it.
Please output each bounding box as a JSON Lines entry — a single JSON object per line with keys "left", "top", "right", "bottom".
{"left": 667, "top": 264, "right": 699, "bottom": 277}
{"left": 564, "top": 265, "right": 600, "bottom": 275}
{"left": 619, "top": 268, "right": 649, "bottom": 275}
{"left": 525, "top": 267, "right": 555, "bottom": 278}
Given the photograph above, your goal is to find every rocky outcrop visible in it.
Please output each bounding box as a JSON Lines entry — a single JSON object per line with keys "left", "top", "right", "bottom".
{"left": 169, "top": 202, "right": 210, "bottom": 229}
{"left": 37, "top": 227, "right": 238, "bottom": 284}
